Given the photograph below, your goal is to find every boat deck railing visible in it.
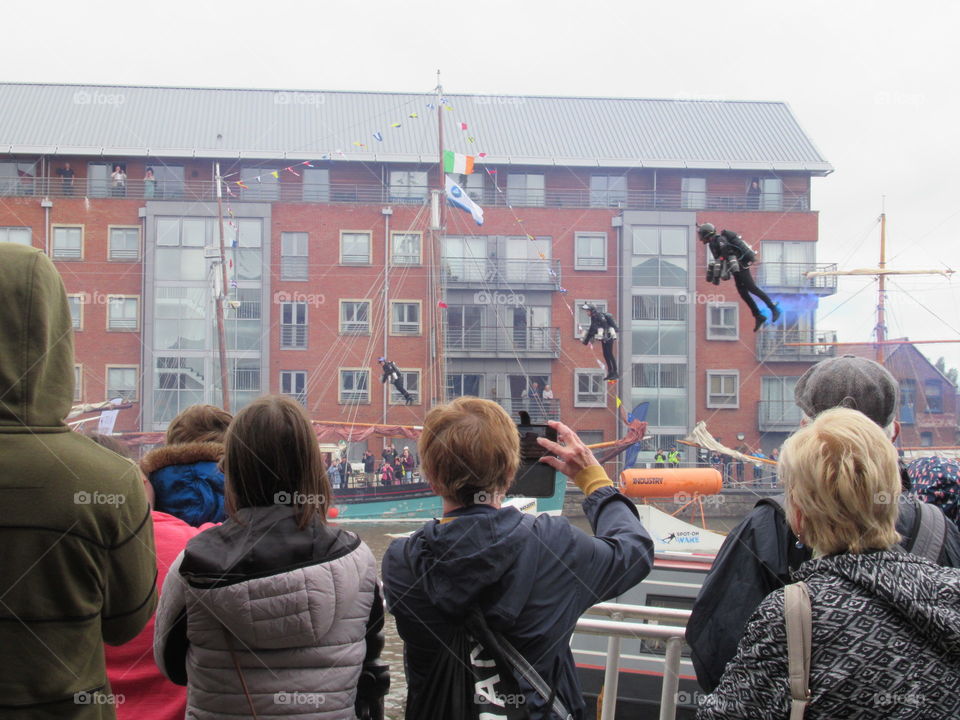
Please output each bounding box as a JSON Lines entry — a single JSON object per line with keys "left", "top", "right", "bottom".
{"left": 577, "top": 602, "right": 692, "bottom": 720}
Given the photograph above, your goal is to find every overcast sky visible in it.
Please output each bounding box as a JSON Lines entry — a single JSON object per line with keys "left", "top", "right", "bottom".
{"left": 10, "top": 0, "right": 960, "bottom": 369}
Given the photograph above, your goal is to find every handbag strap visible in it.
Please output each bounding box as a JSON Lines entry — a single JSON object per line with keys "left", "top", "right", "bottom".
{"left": 784, "top": 582, "right": 812, "bottom": 720}
{"left": 222, "top": 626, "right": 260, "bottom": 719}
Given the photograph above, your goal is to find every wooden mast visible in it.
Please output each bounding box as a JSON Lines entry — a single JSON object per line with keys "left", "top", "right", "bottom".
{"left": 875, "top": 211, "right": 887, "bottom": 363}
{"left": 430, "top": 71, "right": 447, "bottom": 407}
{"left": 214, "top": 162, "right": 231, "bottom": 412}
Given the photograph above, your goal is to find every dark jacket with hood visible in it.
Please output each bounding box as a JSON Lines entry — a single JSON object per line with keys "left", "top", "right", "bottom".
{"left": 697, "top": 550, "right": 960, "bottom": 719}
{"left": 0, "top": 244, "right": 157, "bottom": 719}
{"left": 582, "top": 310, "right": 619, "bottom": 344}
{"left": 686, "top": 488, "right": 960, "bottom": 693}
{"left": 382, "top": 486, "right": 654, "bottom": 719}
{"left": 706, "top": 229, "right": 756, "bottom": 267}
{"left": 140, "top": 442, "right": 226, "bottom": 527}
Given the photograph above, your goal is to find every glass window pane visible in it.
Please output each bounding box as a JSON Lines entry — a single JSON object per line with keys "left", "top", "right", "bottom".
{"left": 181, "top": 219, "right": 207, "bottom": 247}
{"left": 157, "top": 218, "right": 179, "bottom": 246}
{"left": 660, "top": 257, "right": 688, "bottom": 287}
{"left": 659, "top": 325, "right": 687, "bottom": 355}
{"left": 632, "top": 227, "right": 659, "bottom": 255}
{"left": 660, "top": 227, "right": 688, "bottom": 256}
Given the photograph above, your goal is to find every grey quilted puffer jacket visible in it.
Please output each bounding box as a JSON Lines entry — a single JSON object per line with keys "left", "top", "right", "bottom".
{"left": 154, "top": 504, "right": 384, "bottom": 719}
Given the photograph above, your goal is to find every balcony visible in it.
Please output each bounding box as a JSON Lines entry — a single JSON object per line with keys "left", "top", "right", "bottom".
{"left": 758, "top": 400, "right": 804, "bottom": 432}
{"left": 444, "top": 326, "right": 561, "bottom": 358}
{"left": 757, "top": 329, "right": 837, "bottom": 363}
{"left": 4, "top": 177, "right": 812, "bottom": 212}
{"left": 441, "top": 257, "right": 561, "bottom": 291}
{"left": 756, "top": 263, "right": 838, "bottom": 296}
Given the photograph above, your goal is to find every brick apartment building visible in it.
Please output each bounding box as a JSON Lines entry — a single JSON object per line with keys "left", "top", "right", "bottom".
{"left": 0, "top": 83, "right": 834, "bottom": 461}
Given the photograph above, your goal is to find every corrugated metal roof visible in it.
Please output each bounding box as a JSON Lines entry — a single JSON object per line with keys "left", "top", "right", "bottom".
{"left": 0, "top": 83, "right": 832, "bottom": 173}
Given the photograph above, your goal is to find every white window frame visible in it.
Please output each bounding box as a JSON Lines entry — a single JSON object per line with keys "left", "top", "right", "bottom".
{"left": 575, "top": 369, "right": 607, "bottom": 407}
{"left": 0, "top": 226, "right": 32, "bottom": 245}
{"left": 280, "top": 232, "right": 309, "bottom": 281}
{"left": 389, "top": 369, "right": 421, "bottom": 405}
{"left": 67, "top": 293, "right": 84, "bottom": 331}
{"left": 706, "top": 370, "right": 739, "bottom": 409}
{"left": 681, "top": 177, "right": 706, "bottom": 209}
{"left": 106, "top": 295, "right": 139, "bottom": 332}
{"left": 340, "top": 230, "right": 372, "bottom": 265}
{"left": 390, "top": 300, "right": 422, "bottom": 336}
{"left": 506, "top": 173, "right": 545, "bottom": 207}
{"left": 574, "top": 299, "right": 607, "bottom": 340}
{"left": 106, "top": 364, "right": 139, "bottom": 402}
{"left": 108, "top": 225, "right": 141, "bottom": 261}
{"left": 74, "top": 364, "right": 83, "bottom": 402}
{"left": 52, "top": 224, "right": 84, "bottom": 260}
{"left": 280, "top": 301, "right": 308, "bottom": 349}
{"left": 389, "top": 170, "right": 428, "bottom": 202}
{"left": 575, "top": 232, "right": 607, "bottom": 270}
{"left": 339, "top": 368, "right": 370, "bottom": 404}
{"left": 391, "top": 231, "right": 422, "bottom": 265}
{"left": 706, "top": 302, "right": 739, "bottom": 341}
{"left": 339, "top": 299, "right": 371, "bottom": 334}
{"left": 280, "top": 370, "right": 307, "bottom": 407}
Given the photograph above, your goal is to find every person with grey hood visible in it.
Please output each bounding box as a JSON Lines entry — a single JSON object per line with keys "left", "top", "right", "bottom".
{"left": 686, "top": 355, "right": 960, "bottom": 695}
{"left": 697, "top": 408, "right": 960, "bottom": 719}
{"left": 0, "top": 243, "right": 157, "bottom": 719}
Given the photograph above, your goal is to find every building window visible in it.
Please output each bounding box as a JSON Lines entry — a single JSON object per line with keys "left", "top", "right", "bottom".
{"left": 900, "top": 379, "right": 916, "bottom": 424}
{"left": 108, "top": 226, "right": 140, "bottom": 261}
{"left": 707, "top": 303, "right": 739, "bottom": 340}
{"left": 0, "top": 161, "right": 37, "bottom": 195}
{"left": 107, "top": 296, "right": 139, "bottom": 331}
{"left": 590, "top": 175, "right": 628, "bottom": 207}
{"left": 390, "top": 370, "right": 421, "bottom": 405}
{"left": 681, "top": 177, "right": 706, "bottom": 209}
{"left": 67, "top": 294, "right": 84, "bottom": 330}
{"left": 632, "top": 363, "right": 687, "bottom": 389}
{"left": 340, "top": 300, "right": 371, "bottom": 334}
{"left": 341, "top": 231, "right": 371, "bottom": 264}
{"left": 339, "top": 369, "right": 370, "bottom": 404}
{"left": 280, "top": 370, "right": 307, "bottom": 407}
{"left": 575, "top": 299, "right": 608, "bottom": 339}
{"left": 106, "top": 365, "right": 138, "bottom": 401}
{"left": 392, "top": 232, "right": 421, "bottom": 265}
{"left": 391, "top": 301, "right": 421, "bottom": 335}
{"left": 226, "top": 288, "right": 262, "bottom": 351}
{"left": 52, "top": 226, "right": 83, "bottom": 260}
{"left": 280, "top": 302, "right": 307, "bottom": 349}
{"left": 632, "top": 294, "right": 688, "bottom": 322}
{"left": 302, "top": 168, "right": 330, "bottom": 202}
{"left": 707, "top": 371, "right": 739, "bottom": 409}
{"left": 631, "top": 226, "right": 688, "bottom": 287}
{"left": 575, "top": 232, "right": 607, "bottom": 270}
{"left": 506, "top": 173, "right": 545, "bottom": 207}
{"left": 761, "top": 178, "right": 783, "bottom": 211}
{"left": 925, "top": 380, "right": 943, "bottom": 413}
{"left": 920, "top": 432, "right": 933, "bottom": 447}
{"left": 465, "top": 173, "right": 485, "bottom": 203}
{"left": 389, "top": 170, "right": 428, "bottom": 202}
{"left": 239, "top": 167, "right": 279, "bottom": 201}
{"left": 575, "top": 370, "right": 606, "bottom": 407}
{"left": 74, "top": 365, "right": 83, "bottom": 402}
{"left": 0, "top": 226, "right": 31, "bottom": 245}
{"left": 281, "top": 232, "right": 309, "bottom": 281}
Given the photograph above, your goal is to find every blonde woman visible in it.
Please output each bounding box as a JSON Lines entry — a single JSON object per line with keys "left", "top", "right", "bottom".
{"left": 698, "top": 408, "right": 960, "bottom": 719}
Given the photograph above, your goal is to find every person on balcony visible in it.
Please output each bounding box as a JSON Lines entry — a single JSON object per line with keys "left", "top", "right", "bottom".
{"left": 57, "top": 162, "right": 75, "bottom": 195}
{"left": 746, "top": 177, "right": 761, "bottom": 209}
{"left": 378, "top": 357, "right": 413, "bottom": 404}
{"left": 110, "top": 164, "right": 127, "bottom": 197}
{"left": 144, "top": 167, "right": 157, "bottom": 199}
{"left": 581, "top": 303, "right": 619, "bottom": 381}
{"left": 698, "top": 222, "right": 781, "bottom": 332}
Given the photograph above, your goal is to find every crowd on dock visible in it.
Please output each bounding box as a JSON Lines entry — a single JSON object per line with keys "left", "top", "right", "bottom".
{"left": 1, "top": 242, "right": 959, "bottom": 719}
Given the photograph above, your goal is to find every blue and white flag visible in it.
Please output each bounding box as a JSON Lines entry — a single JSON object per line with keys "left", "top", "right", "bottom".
{"left": 445, "top": 174, "right": 484, "bottom": 225}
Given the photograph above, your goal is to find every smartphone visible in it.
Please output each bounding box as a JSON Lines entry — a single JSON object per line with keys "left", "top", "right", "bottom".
{"left": 507, "top": 419, "right": 558, "bottom": 498}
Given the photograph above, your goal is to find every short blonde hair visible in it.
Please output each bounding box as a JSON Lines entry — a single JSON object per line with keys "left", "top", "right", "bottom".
{"left": 781, "top": 407, "right": 901, "bottom": 554}
{"left": 419, "top": 397, "right": 519, "bottom": 506}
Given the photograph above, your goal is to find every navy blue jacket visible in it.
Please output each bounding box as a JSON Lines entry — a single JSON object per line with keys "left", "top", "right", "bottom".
{"left": 382, "top": 486, "right": 654, "bottom": 719}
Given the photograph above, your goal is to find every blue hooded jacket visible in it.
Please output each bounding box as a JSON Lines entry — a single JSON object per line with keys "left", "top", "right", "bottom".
{"left": 383, "top": 486, "right": 654, "bottom": 719}
{"left": 140, "top": 441, "right": 226, "bottom": 527}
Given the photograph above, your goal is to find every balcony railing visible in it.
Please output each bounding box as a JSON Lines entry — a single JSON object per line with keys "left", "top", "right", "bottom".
{"left": 757, "top": 329, "right": 837, "bottom": 362}
{"left": 756, "top": 262, "right": 838, "bottom": 295}
{"left": 758, "top": 400, "right": 804, "bottom": 432}
{"left": 444, "top": 326, "right": 561, "bottom": 357}
{"left": 441, "top": 257, "right": 561, "bottom": 290}
{"left": 4, "top": 177, "right": 812, "bottom": 212}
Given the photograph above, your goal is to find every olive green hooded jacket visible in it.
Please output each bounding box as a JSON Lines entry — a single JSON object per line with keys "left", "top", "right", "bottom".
{"left": 0, "top": 243, "right": 157, "bottom": 719}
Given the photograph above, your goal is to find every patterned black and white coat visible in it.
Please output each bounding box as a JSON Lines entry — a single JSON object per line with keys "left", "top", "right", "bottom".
{"left": 697, "top": 549, "right": 960, "bottom": 720}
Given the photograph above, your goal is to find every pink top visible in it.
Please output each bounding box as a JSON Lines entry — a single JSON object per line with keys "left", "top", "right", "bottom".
{"left": 104, "top": 511, "right": 213, "bottom": 720}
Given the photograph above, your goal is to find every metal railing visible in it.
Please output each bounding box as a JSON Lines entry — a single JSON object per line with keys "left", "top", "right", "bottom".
{"left": 577, "top": 602, "right": 691, "bottom": 720}
{"left": 4, "top": 177, "right": 812, "bottom": 212}
{"left": 494, "top": 396, "right": 560, "bottom": 422}
{"left": 757, "top": 400, "right": 804, "bottom": 432}
{"left": 756, "top": 329, "right": 837, "bottom": 362}
{"left": 756, "top": 262, "right": 838, "bottom": 294}
{"left": 444, "top": 326, "right": 561, "bottom": 356}
{"left": 441, "top": 256, "right": 562, "bottom": 290}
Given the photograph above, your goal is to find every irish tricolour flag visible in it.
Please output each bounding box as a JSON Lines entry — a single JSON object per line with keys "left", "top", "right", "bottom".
{"left": 443, "top": 150, "right": 474, "bottom": 175}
